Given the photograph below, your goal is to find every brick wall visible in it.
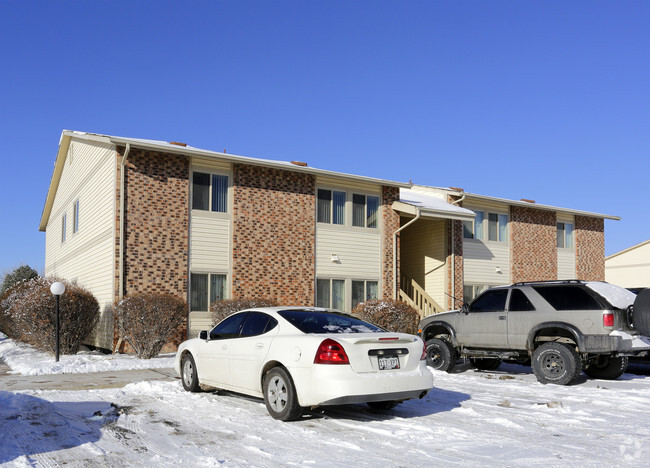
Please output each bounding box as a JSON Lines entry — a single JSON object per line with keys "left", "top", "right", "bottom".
{"left": 510, "top": 206, "right": 557, "bottom": 282}
{"left": 382, "top": 186, "right": 401, "bottom": 299}
{"left": 232, "top": 164, "right": 316, "bottom": 305}
{"left": 576, "top": 215, "right": 605, "bottom": 281}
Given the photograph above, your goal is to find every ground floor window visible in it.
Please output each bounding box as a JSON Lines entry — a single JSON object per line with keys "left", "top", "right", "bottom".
{"left": 351, "top": 280, "right": 379, "bottom": 309}
{"left": 190, "top": 273, "right": 227, "bottom": 311}
{"left": 317, "top": 278, "right": 379, "bottom": 311}
{"left": 463, "top": 284, "right": 491, "bottom": 304}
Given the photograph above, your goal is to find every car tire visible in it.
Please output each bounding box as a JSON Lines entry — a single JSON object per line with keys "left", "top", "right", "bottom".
{"left": 531, "top": 342, "right": 582, "bottom": 385}
{"left": 181, "top": 353, "right": 202, "bottom": 392}
{"left": 367, "top": 400, "right": 400, "bottom": 410}
{"left": 263, "top": 367, "right": 304, "bottom": 421}
{"left": 584, "top": 355, "right": 628, "bottom": 380}
{"left": 470, "top": 357, "right": 502, "bottom": 371}
{"left": 425, "top": 338, "right": 456, "bottom": 372}
{"left": 632, "top": 289, "right": 650, "bottom": 335}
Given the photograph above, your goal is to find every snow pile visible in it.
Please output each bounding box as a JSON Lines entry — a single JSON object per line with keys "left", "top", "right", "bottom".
{"left": 0, "top": 332, "right": 174, "bottom": 375}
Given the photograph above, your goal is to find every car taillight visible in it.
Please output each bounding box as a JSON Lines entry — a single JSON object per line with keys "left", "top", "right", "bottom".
{"left": 314, "top": 339, "right": 350, "bottom": 365}
{"left": 420, "top": 339, "right": 427, "bottom": 361}
{"left": 603, "top": 313, "right": 614, "bottom": 328}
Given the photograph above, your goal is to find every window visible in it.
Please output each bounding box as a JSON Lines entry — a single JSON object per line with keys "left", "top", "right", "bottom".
{"left": 533, "top": 286, "right": 605, "bottom": 311}
{"left": 61, "top": 214, "right": 66, "bottom": 242}
{"left": 190, "top": 273, "right": 226, "bottom": 311}
{"left": 192, "top": 172, "right": 228, "bottom": 212}
{"left": 351, "top": 280, "right": 379, "bottom": 309}
{"left": 316, "top": 278, "right": 345, "bottom": 309}
{"left": 463, "top": 284, "right": 489, "bottom": 303}
{"left": 278, "top": 310, "right": 383, "bottom": 334}
{"left": 317, "top": 189, "right": 345, "bottom": 225}
{"left": 508, "top": 289, "right": 535, "bottom": 312}
{"left": 240, "top": 312, "right": 278, "bottom": 337}
{"left": 488, "top": 213, "right": 508, "bottom": 242}
{"left": 73, "top": 200, "right": 80, "bottom": 234}
{"left": 463, "top": 211, "right": 484, "bottom": 240}
{"left": 210, "top": 313, "right": 247, "bottom": 339}
{"left": 469, "top": 289, "right": 508, "bottom": 312}
{"left": 557, "top": 222, "right": 574, "bottom": 249}
{"left": 352, "top": 194, "right": 379, "bottom": 228}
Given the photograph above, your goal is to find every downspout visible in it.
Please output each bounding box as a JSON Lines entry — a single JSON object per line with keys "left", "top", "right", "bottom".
{"left": 118, "top": 143, "right": 131, "bottom": 301}
{"left": 449, "top": 191, "right": 466, "bottom": 307}
{"left": 393, "top": 210, "right": 421, "bottom": 300}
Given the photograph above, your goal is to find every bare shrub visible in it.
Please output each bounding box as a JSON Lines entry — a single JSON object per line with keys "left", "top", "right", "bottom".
{"left": 210, "top": 298, "right": 278, "bottom": 325}
{"left": 351, "top": 299, "right": 420, "bottom": 334}
{"left": 115, "top": 293, "right": 187, "bottom": 359}
{"left": 0, "top": 277, "right": 99, "bottom": 354}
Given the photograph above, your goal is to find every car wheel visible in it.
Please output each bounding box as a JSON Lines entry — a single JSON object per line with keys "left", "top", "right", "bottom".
{"left": 367, "top": 400, "right": 400, "bottom": 410}
{"left": 531, "top": 342, "right": 581, "bottom": 385}
{"left": 584, "top": 355, "right": 628, "bottom": 380}
{"left": 632, "top": 289, "right": 650, "bottom": 335}
{"left": 425, "top": 338, "right": 456, "bottom": 372}
{"left": 263, "top": 367, "right": 304, "bottom": 421}
{"left": 181, "top": 353, "right": 201, "bottom": 392}
{"left": 470, "top": 357, "right": 502, "bottom": 371}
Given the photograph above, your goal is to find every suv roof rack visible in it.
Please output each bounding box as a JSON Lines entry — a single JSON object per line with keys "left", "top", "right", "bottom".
{"left": 512, "top": 279, "right": 586, "bottom": 286}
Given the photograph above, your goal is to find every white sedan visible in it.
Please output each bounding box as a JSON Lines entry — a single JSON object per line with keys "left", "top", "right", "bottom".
{"left": 174, "top": 307, "right": 434, "bottom": 421}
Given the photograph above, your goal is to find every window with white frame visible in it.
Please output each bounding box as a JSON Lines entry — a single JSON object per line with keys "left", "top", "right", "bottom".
{"left": 557, "top": 222, "right": 574, "bottom": 249}
{"left": 316, "top": 188, "right": 380, "bottom": 229}
{"left": 463, "top": 284, "right": 490, "bottom": 303}
{"left": 463, "top": 211, "right": 484, "bottom": 240}
{"left": 61, "top": 214, "right": 66, "bottom": 242}
{"left": 352, "top": 193, "right": 379, "bottom": 228}
{"left": 317, "top": 189, "right": 346, "bottom": 225}
{"left": 192, "top": 172, "right": 228, "bottom": 213}
{"left": 351, "top": 280, "right": 379, "bottom": 309}
{"left": 316, "top": 278, "right": 345, "bottom": 310}
{"left": 73, "top": 200, "right": 80, "bottom": 234}
{"left": 488, "top": 213, "right": 508, "bottom": 242}
{"left": 190, "top": 273, "right": 227, "bottom": 311}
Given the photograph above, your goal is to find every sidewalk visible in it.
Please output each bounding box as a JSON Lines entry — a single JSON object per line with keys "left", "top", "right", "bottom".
{"left": 0, "top": 363, "right": 178, "bottom": 391}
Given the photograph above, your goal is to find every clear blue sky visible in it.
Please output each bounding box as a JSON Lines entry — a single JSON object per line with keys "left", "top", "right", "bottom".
{"left": 1, "top": 1, "right": 648, "bottom": 276}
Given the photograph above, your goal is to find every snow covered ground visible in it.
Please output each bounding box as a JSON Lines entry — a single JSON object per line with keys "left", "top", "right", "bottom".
{"left": 2, "top": 332, "right": 649, "bottom": 467}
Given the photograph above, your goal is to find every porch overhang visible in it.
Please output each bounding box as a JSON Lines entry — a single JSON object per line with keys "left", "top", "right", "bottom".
{"left": 393, "top": 189, "right": 475, "bottom": 222}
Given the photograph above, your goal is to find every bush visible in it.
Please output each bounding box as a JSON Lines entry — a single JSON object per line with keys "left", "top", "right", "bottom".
{"left": 210, "top": 297, "right": 278, "bottom": 325}
{"left": 351, "top": 299, "right": 420, "bottom": 334}
{"left": 115, "top": 293, "right": 187, "bottom": 359}
{"left": 0, "top": 277, "right": 99, "bottom": 354}
{"left": 0, "top": 265, "right": 39, "bottom": 297}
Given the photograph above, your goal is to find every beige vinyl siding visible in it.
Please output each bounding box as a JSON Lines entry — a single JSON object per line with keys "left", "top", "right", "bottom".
{"left": 605, "top": 241, "right": 650, "bottom": 288}
{"left": 316, "top": 225, "right": 381, "bottom": 278}
{"left": 400, "top": 218, "right": 446, "bottom": 308}
{"left": 316, "top": 176, "right": 379, "bottom": 194}
{"left": 189, "top": 213, "right": 230, "bottom": 272}
{"left": 44, "top": 138, "right": 117, "bottom": 349}
{"left": 189, "top": 311, "right": 213, "bottom": 338}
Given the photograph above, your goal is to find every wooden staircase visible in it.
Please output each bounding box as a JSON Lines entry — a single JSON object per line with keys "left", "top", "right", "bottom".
{"left": 399, "top": 274, "right": 445, "bottom": 319}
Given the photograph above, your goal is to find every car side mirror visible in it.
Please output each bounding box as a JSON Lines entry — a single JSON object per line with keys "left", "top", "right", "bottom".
{"left": 461, "top": 303, "right": 470, "bottom": 315}
{"left": 199, "top": 330, "right": 208, "bottom": 340}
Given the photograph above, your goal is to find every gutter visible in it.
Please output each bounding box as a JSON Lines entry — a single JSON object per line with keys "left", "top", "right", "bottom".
{"left": 393, "top": 210, "right": 421, "bottom": 300}
{"left": 118, "top": 143, "right": 131, "bottom": 301}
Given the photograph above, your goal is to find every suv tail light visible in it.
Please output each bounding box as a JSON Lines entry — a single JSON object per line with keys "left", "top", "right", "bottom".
{"left": 314, "top": 339, "right": 350, "bottom": 365}
{"left": 420, "top": 338, "right": 427, "bottom": 361}
{"left": 603, "top": 313, "right": 614, "bottom": 328}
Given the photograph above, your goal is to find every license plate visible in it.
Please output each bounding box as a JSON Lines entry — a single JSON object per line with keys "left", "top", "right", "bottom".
{"left": 378, "top": 355, "right": 400, "bottom": 370}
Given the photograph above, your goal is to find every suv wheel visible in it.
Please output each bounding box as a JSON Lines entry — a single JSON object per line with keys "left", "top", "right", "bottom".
{"left": 470, "top": 357, "right": 502, "bottom": 371}
{"left": 425, "top": 338, "right": 456, "bottom": 372}
{"left": 584, "top": 355, "right": 628, "bottom": 380}
{"left": 532, "top": 342, "right": 582, "bottom": 385}
{"left": 632, "top": 289, "right": 650, "bottom": 335}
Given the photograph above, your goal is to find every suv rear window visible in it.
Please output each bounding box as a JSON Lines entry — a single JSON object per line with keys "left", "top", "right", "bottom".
{"left": 278, "top": 310, "right": 383, "bottom": 334}
{"left": 533, "top": 286, "right": 606, "bottom": 311}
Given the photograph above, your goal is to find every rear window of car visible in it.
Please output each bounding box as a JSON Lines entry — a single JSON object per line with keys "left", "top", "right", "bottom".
{"left": 278, "top": 310, "right": 384, "bottom": 334}
{"left": 532, "top": 286, "right": 608, "bottom": 311}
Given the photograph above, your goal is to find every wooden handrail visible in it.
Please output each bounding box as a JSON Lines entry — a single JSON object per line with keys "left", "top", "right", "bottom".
{"left": 400, "top": 274, "right": 445, "bottom": 319}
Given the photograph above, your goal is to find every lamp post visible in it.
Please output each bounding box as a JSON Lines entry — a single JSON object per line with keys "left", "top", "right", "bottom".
{"left": 50, "top": 282, "right": 65, "bottom": 362}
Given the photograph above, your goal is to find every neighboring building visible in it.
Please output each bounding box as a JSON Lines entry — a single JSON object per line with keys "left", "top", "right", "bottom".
{"left": 40, "top": 131, "right": 619, "bottom": 351}
{"left": 605, "top": 240, "right": 650, "bottom": 289}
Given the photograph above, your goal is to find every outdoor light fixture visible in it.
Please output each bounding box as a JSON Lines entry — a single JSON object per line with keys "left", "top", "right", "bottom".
{"left": 50, "top": 281, "right": 65, "bottom": 362}
{"left": 331, "top": 253, "right": 340, "bottom": 263}
{"left": 495, "top": 266, "right": 502, "bottom": 274}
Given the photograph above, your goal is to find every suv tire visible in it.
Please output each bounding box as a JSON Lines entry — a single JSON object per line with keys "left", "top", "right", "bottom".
{"left": 584, "top": 355, "right": 628, "bottom": 380}
{"left": 425, "top": 338, "right": 456, "bottom": 372}
{"left": 532, "top": 342, "right": 582, "bottom": 385}
{"left": 470, "top": 357, "right": 502, "bottom": 371}
{"left": 632, "top": 289, "right": 650, "bottom": 335}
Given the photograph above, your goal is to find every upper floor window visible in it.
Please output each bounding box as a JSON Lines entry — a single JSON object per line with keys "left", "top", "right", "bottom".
{"left": 192, "top": 172, "right": 228, "bottom": 213}
{"left": 488, "top": 213, "right": 508, "bottom": 242}
{"left": 352, "top": 194, "right": 379, "bottom": 228}
{"left": 317, "top": 189, "right": 346, "bottom": 225}
{"left": 463, "top": 210, "right": 507, "bottom": 242}
{"left": 557, "top": 222, "right": 574, "bottom": 249}
{"left": 73, "top": 200, "right": 80, "bottom": 234}
{"left": 463, "top": 211, "right": 484, "bottom": 240}
{"left": 61, "top": 214, "right": 67, "bottom": 243}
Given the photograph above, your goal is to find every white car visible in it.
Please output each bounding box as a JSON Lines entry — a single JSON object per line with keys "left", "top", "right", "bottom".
{"left": 174, "top": 307, "right": 433, "bottom": 421}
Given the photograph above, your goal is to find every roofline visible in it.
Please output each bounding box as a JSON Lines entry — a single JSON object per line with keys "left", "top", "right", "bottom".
{"left": 605, "top": 239, "right": 650, "bottom": 260}
{"left": 462, "top": 192, "right": 621, "bottom": 221}
{"left": 39, "top": 130, "right": 411, "bottom": 231}
{"left": 392, "top": 200, "right": 475, "bottom": 222}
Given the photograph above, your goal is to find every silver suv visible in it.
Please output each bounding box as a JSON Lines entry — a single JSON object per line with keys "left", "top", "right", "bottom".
{"left": 419, "top": 280, "right": 650, "bottom": 385}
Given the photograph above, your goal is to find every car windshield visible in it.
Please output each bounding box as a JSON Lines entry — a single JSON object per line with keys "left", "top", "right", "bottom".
{"left": 278, "top": 310, "right": 384, "bottom": 334}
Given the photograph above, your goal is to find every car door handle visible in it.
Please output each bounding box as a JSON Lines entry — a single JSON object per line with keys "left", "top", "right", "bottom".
{"left": 255, "top": 343, "right": 264, "bottom": 349}
{"left": 498, "top": 315, "right": 506, "bottom": 320}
